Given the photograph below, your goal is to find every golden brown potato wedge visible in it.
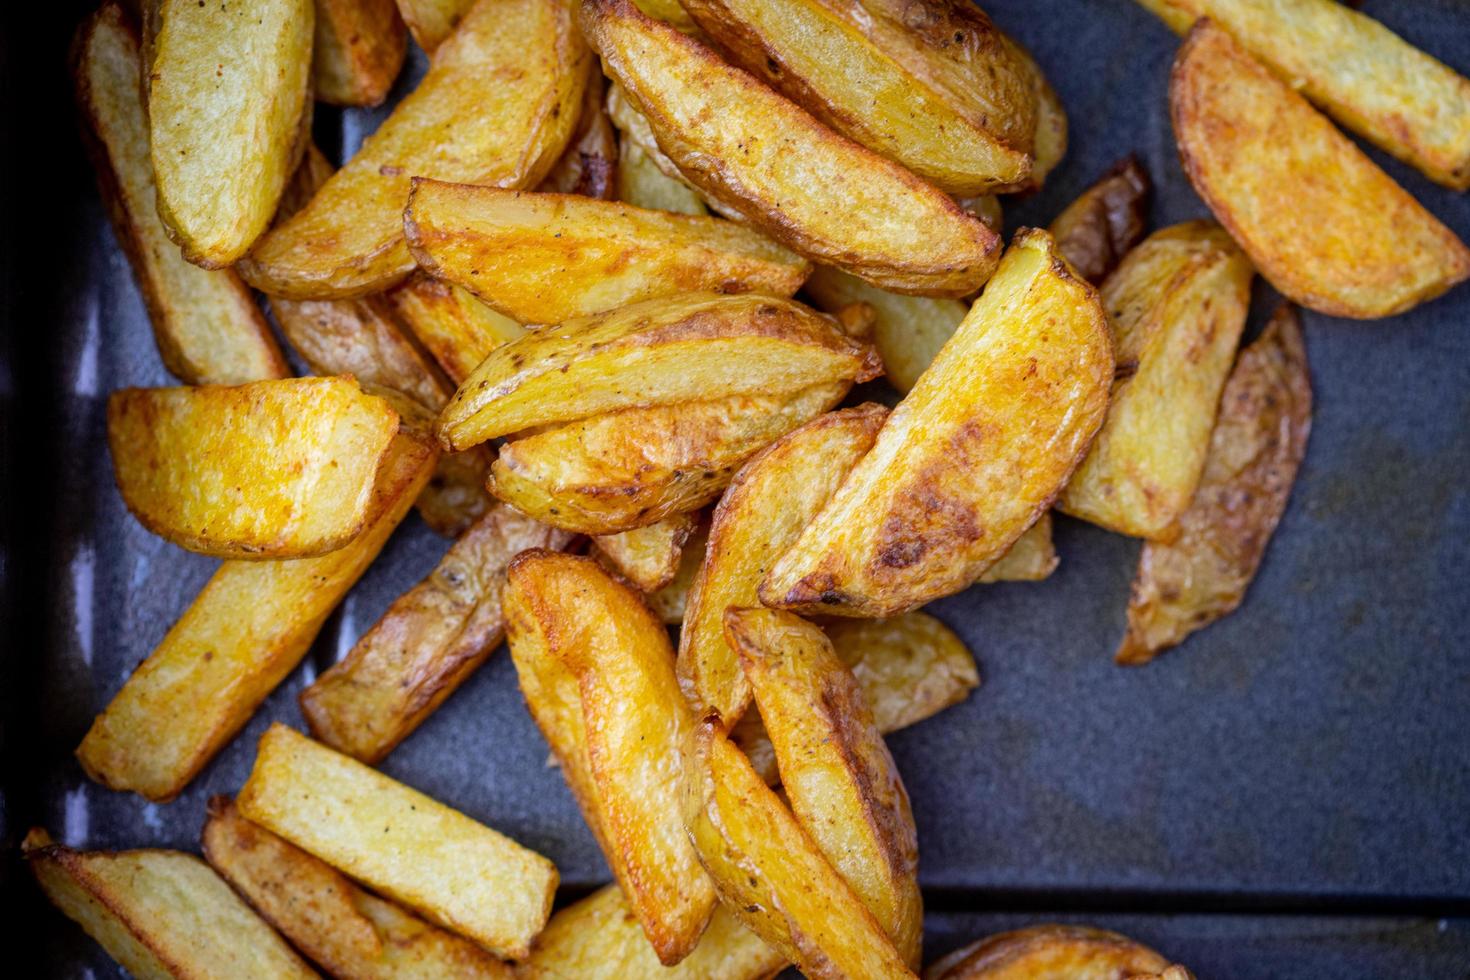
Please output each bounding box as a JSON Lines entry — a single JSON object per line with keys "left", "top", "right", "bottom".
{"left": 239, "top": 0, "right": 590, "bottom": 299}
{"left": 238, "top": 724, "right": 557, "bottom": 960}
{"left": 726, "top": 608, "right": 922, "bottom": 967}
{"left": 202, "top": 798, "right": 513, "bottom": 978}
{"left": 1117, "top": 304, "right": 1311, "bottom": 665}
{"left": 504, "top": 552, "right": 716, "bottom": 964}
{"left": 23, "top": 829, "right": 317, "bottom": 979}
{"left": 1005, "top": 38, "right": 1068, "bottom": 195}
{"left": 394, "top": 0, "right": 475, "bottom": 51}
{"left": 388, "top": 273, "right": 527, "bottom": 384}
{"left": 313, "top": 0, "right": 408, "bottom": 106}
{"left": 582, "top": 0, "right": 1000, "bottom": 295}
{"left": 648, "top": 520, "right": 708, "bottom": 624}
{"left": 407, "top": 182, "right": 810, "bottom": 324}
{"left": 924, "top": 924, "right": 1172, "bottom": 980}
{"left": 540, "top": 70, "right": 619, "bottom": 199}
{"left": 438, "top": 291, "right": 879, "bottom": 450}
{"left": 300, "top": 504, "right": 573, "bottom": 763}
{"left": 977, "top": 514, "right": 1059, "bottom": 583}
{"left": 593, "top": 514, "right": 697, "bottom": 592}
{"left": 1130, "top": 968, "right": 1196, "bottom": 980}
{"left": 1171, "top": 21, "right": 1470, "bottom": 319}
{"left": 679, "top": 404, "right": 887, "bottom": 723}
{"left": 1133, "top": 0, "right": 1197, "bottom": 34}
{"left": 107, "top": 378, "right": 400, "bottom": 559}
{"left": 1058, "top": 221, "right": 1253, "bottom": 539}
{"left": 763, "top": 229, "right": 1113, "bottom": 617}
{"left": 146, "top": 0, "right": 312, "bottom": 267}
{"left": 1048, "top": 156, "right": 1152, "bottom": 285}
{"left": 72, "top": 4, "right": 288, "bottom": 385}
{"left": 958, "top": 194, "right": 1004, "bottom": 234}
{"left": 77, "top": 426, "right": 436, "bottom": 802}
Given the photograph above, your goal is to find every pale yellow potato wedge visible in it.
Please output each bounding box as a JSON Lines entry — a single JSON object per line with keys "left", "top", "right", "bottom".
{"left": 977, "top": 513, "right": 1059, "bottom": 583}
{"left": 394, "top": 0, "right": 475, "bottom": 51}
{"left": 107, "top": 378, "right": 400, "bottom": 559}
{"left": 924, "top": 924, "right": 1172, "bottom": 980}
{"left": 618, "top": 137, "right": 709, "bottom": 214}
{"left": 504, "top": 552, "right": 716, "bottom": 964}
{"left": 763, "top": 229, "right": 1113, "bottom": 617}
{"left": 1058, "top": 221, "right": 1253, "bottom": 539}
{"left": 539, "top": 70, "right": 619, "bottom": 200}
{"left": 679, "top": 404, "right": 887, "bottom": 723}
{"left": 648, "top": 520, "right": 708, "bottom": 624}
{"left": 239, "top": 0, "right": 590, "bottom": 299}
{"left": 314, "top": 0, "right": 407, "bottom": 106}
{"left": 1048, "top": 156, "right": 1152, "bottom": 286}
{"left": 202, "top": 798, "right": 513, "bottom": 978}
{"left": 388, "top": 273, "right": 527, "bottom": 385}
{"left": 726, "top": 608, "right": 922, "bottom": 968}
{"left": 582, "top": 0, "right": 1000, "bottom": 295}
{"left": 1171, "top": 21, "right": 1470, "bottom": 319}
{"left": 238, "top": 724, "right": 557, "bottom": 959}
{"left": 23, "top": 829, "right": 317, "bottom": 979}
{"left": 439, "top": 291, "right": 879, "bottom": 450}
{"left": 301, "top": 504, "right": 573, "bottom": 763}
{"left": 77, "top": 427, "right": 436, "bottom": 802}
{"left": 72, "top": 4, "right": 288, "bottom": 385}
{"left": 406, "top": 182, "right": 810, "bottom": 324}
{"left": 593, "top": 513, "right": 697, "bottom": 592}
{"left": 1117, "top": 304, "right": 1312, "bottom": 665}
{"left": 146, "top": 0, "right": 312, "bottom": 267}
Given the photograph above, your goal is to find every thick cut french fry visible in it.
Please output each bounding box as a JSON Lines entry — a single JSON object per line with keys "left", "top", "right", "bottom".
{"left": 239, "top": 0, "right": 590, "bottom": 299}
{"left": 24, "top": 829, "right": 317, "bottom": 979}
{"left": 300, "top": 503, "right": 572, "bottom": 762}
{"left": 763, "top": 229, "right": 1113, "bottom": 618}
{"left": 648, "top": 520, "right": 708, "bottom": 624}
{"left": 72, "top": 4, "right": 288, "bottom": 385}
{"left": 202, "top": 799, "right": 513, "bottom": 978}
{"left": 1058, "top": 221, "right": 1254, "bottom": 539}
{"left": 313, "top": 0, "right": 407, "bottom": 107}
{"left": 977, "top": 514, "right": 1059, "bottom": 583}
{"left": 407, "top": 183, "right": 810, "bottom": 324}
{"left": 1117, "top": 304, "right": 1311, "bottom": 665}
{"left": 238, "top": 724, "right": 557, "bottom": 959}
{"left": 924, "top": 924, "right": 1172, "bottom": 980}
{"left": 504, "top": 553, "right": 716, "bottom": 964}
{"left": 1048, "top": 156, "right": 1153, "bottom": 285}
{"left": 388, "top": 273, "right": 527, "bottom": 385}
{"left": 593, "top": 514, "right": 697, "bottom": 592}
{"left": 540, "top": 70, "right": 619, "bottom": 199}
{"left": 1171, "top": 21, "right": 1470, "bottom": 319}
{"left": 394, "top": 0, "right": 475, "bottom": 51}
{"left": 582, "top": 0, "right": 1000, "bottom": 295}
{"left": 77, "top": 427, "right": 436, "bottom": 802}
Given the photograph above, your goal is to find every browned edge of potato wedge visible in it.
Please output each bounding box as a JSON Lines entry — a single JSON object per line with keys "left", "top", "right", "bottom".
{"left": 924, "top": 924, "right": 1173, "bottom": 980}
{"left": 394, "top": 0, "right": 476, "bottom": 52}
{"left": 592, "top": 513, "right": 697, "bottom": 592}
{"left": 1047, "top": 155, "right": 1153, "bottom": 285}
{"left": 388, "top": 272, "right": 528, "bottom": 384}
{"left": 999, "top": 36, "right": 1068, "bottom": 195}
{"left": 648, "top": 517, "right": 709, "bottom": 623}
{"left": 313, "top": 0, "right": 408, "bottom": 107}
{"left": 539, "top": 68, "right": 619, "bottom": 199}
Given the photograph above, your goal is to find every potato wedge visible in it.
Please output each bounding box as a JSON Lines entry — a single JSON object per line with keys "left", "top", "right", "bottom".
{"left": 439, "top": 291, "right": 879, "bottom": 450}
{"left": 108, "top": 378, "right": 400, "bottom": 559}
{"left": 394, "top": 0, "right": 475, "bottom": 51}
{"left": 1171, "top": 21, "right": 1470, "bottom": 319}
{"left": 582, "top": 0, "right": 1000, "bottom": 295}
{"left": 607, "top": 80, "right": 713, "bottom": 213}
{"left": 683, "top": 722, "right": 915, "bottom": 979}
{"left": 416, "top": 447, "right": 496, "bottom": 536}
{"left": 23, "top": 829, "right": 317, "bottom": 979}
{"left": 1058, "top": 221, "right": 1253, "bottom": 539}
{"left": 593, "top": 514, "right": 697, "bottom": 592}
{"left": 679, "top": 405, "right": 887, "bottom": 723}
{"left": 77, "top": 426, "right": 436, "bottom": 801}
{"left": 924, "top": 924, "right": 1172, "bottom": 980}
{"left": 977, "top": 513, "right": 1059, "bottom": 583}
{"left": 300, "top": 504, "right": 572, "bottom": 763}
{"left": 726, "top": 608, "right": 922, "bottom": 967}
{"left": 407, "top": 182, "right": 810, "bottom": 324}
{"left": 648, "top": 520, "right": 708, "bottom": 624}
{"left": 72, "top": 4, "right": 288, "bottom": 385}
{"left": 504, "top": 552, "right": 716, "bottom": 964}
{"left": 388, "top": 273, "right": 527, "bottom": 385}
{"left": 618, "top": 137, "right": 709, "bottom": 215}
{"left": 1048, "top": 156, "right": 1152, "bottom": 285}
{"left": 1005, "top": 38, "right": 1068, "bottom": 194}
{"left": 1117, "top": 304, "right": 1311, "bottom": 665}
{"left": 763, "top": 229, "right": 1113, "bottom": 617}
{"left": 540, "top": 70, "right": 619, "bottom": 199}
{"left": 202, "top": 798, "right": 512, "bottom": 978}
{"left": 146, "top": 0, "right": 312, "bottom": 267}
{"left": 1131, "top": 968, "right": 1196, "bottom": 980}
{"left": 315, "top": 0, "right": 406, "bottom": 107}
{"left": 239, "top": 0, "right": 590, "bottom": 299}
{"left": 490, "top": 381, "right": 848, "bottom": 534}
{"left": 238, "top": 724, "right": 557, "bottom": 959}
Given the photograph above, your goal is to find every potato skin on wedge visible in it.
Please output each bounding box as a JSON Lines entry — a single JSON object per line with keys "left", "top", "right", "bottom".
{"left": 924, "top": 924, "right": 1173, "bottom": 979}
{"left": 1048, "top": 156, "right": 1152, "bottom": 286}
{"left": 1171, "top": 21, "right": 1470, "bottom": 319}
{"left": 539, "top": 69, "right": 619, "bottom": 200}
{"left": 312, "top": 0, "right": 407, "bottom": 107}
{"left": 593, "top": 514, "right": 697, "bottom": 592}
{"left": 763, "top": 229, "right": 1113, "bottom": 617}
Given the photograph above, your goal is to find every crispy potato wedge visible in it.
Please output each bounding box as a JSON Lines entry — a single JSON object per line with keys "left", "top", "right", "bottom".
{"left": 407, "top": 182, "right": 810, "bottom": 324}
{"left": 1048, "top": 156, "right": 1152, "bottom": 285}
{"left": 583, "top": 0, "right": 1000, "bottom": 295}
{"left": 977, "top": 513, "right": 1059, "bottom": 583}
{"left": 1129, "top": 967, "right": 1196, "bottom": 980}
{"left": 683, "top": 723, "right": 915, "bottom": 979}
{"left": 763, "top": 229, "right": 1113, "bottom": 617}
{"left": 23, "top": 829, "right": 317, "bottom": 979}
{"left": 593, "top": 514, "right": 697, "bottom": 592}
{"left": 959, "top": 195, "right": 1004, "bottom": 234}
{"left": 313, "top": 0, "right": 407, "bottom": 107}
{"left": 439, "top": 291, "right": 879, "bottom": 450}
{"left": 73, "top": 4, "right": 288, "bottom": 385}
{"left": 1006, "top": 39, "right": 1068, "bottom": 194}
{"left": 1058, "top": 221, "right": 1253, "bottom": 539}
{"left": 416, "top": 447, "right": 496, "bottom": 536}
{"left": 1171, "top": 21, "right": 1470, "bottom": 319}
{"left": 238, "top": 724, "right": 557, "bottom": 959}
{"left": 924, "top": 924, "right": 1172, "bottom": 980}
{"left": 726, "top": 608, "right": 922, "bottom": 967}
{"left": 679, "top": 405, "right": 887, "bottom": 722}
{"left": 146, "top": 0, "right": 312, "bottom": 267}
{"left": 504, "top": 552, "right": 716, "bottom": 964}
{"left": 108, "top": 378, "right": 400, "bottom": 559}
{"left": 77, "top": 427, "right": 435, "bottom": 801}
{"left": 394, "top": 0, "right": 474, "bottom": 51}
{"left": 618, "top": 136, "right": 710, "bottom": 214}
{"left": 540, "top": 70, "right": 619, "bottom": 199}
{"left": 203, "top": 798, "right": 512, "bottom": 978}
{"left": 1117, "top": 304, "right": 1311, "bottom": 665}
{"left": 648, "top": 520, "right": 708, "bottom": 624}
{"left": 239, "top": 0, "right": 590, "bottom": 299}
{"left": 389, "top": 273, "right": 526, "bottom": 385}
{"left": 607, "top": 79, "right": 714, "bottom": 212}
{"left": 300, "top": 504, "right": 572, "bottom": 763}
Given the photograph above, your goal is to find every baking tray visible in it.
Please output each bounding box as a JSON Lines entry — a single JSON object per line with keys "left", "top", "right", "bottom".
{"left": 4, "top": 0, "right": 1470, "bottom": 975}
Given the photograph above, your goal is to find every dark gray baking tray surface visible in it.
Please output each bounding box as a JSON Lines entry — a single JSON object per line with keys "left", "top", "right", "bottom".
{"left": 4, "top": 0, "right": 1469, "bottom": 976}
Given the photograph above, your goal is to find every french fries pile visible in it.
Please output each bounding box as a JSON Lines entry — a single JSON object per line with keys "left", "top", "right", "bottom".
{"left": 33, "top": 0, "right": 1468, "bottom": 975}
